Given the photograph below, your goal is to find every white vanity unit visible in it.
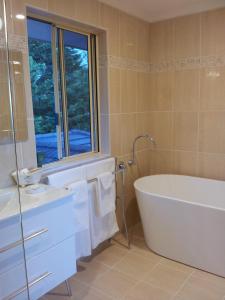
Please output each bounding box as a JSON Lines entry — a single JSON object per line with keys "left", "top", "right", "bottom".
{"left": 0, "top": 185, "right": 76, "bottom": 300}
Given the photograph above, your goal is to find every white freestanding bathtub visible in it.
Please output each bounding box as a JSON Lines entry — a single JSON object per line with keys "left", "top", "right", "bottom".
{"left": 134, "top": 174, "right": 225, "bottom": 277}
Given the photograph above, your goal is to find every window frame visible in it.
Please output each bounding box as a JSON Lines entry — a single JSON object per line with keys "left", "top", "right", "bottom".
{"left": 27, "top": 15, "right": 100, "bottom": 166}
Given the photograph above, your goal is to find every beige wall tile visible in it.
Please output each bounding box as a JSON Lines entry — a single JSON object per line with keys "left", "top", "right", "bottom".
{"left": 149, "top": 72, "right": 173, "bottom": 111}
{"left": 173, "top": 70, "right": 200, "bottom": 111}
{"left": 10, "top": 0, "right": 26, "bottom": 35}
{"left": 173, "top": 151, "right": 197, "bottom": 176}
{"left": 200, "top": 67, "right": 225, "bottom": 111}
{"left": 120, "top": 114, "right": 137, "bottom": 155}
{"left": 201, "top": 7, "right": 225, "bottom": 56}
{"left": 99, "top": 3, "right": 120, "bottom": 56}
{"left": 109, "top": 68, "right": 121, "bottom": 114}
{"left": 149, "top": 112, "right": 173, "bottom": 149}
{"left": 110, "top": 114, "right": 122, "bottom": 156}
{"left": 119, "top": 12, "right": 137, "bottom": 60}
{"left": 137, "top": 20, "right": 150, "bottom": 62}
{"left": 174, "top": 14, "right": 200, "bottom": 58}
{"left": 136, "top": 113, "right": 151, "bottom": 150}
{"left": 137, "top": 72, "right": 150, "bottom": 112}
{"left": 73, "top": 0, "right": 100, "bottom": 26}
{"left": 198, "top": 153, "right": 225, "bottom": 181}
{"left": 121, "top": 70, "right": 137, "bottom": 113}
{"left": 48, "top": 0, "right": 75, "bottom": 19}
{"left": 136, "top": 149, "right": 151, "bottom": 177}
{"left": 199, "top": 112, "right": 225, "bottom": 154}
{"left": 149, "top": 20, "right": 174, "bottom": 63}
{"left": 173, "top": 112, "right": 198, "bottom": 151}
{"left": 149, "top": 150, "right": 173, "bottom": 174}
{"left": 25, "top": 0, "right": 48, "bottom": 10}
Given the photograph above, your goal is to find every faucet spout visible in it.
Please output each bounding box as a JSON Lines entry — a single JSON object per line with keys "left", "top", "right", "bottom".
{"left": 128, "top": 134, "right": 156, "bottom": 166}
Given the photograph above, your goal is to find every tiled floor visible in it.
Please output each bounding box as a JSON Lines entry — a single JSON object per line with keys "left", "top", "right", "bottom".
{"left": 41, "top": 223, "right": 225, "bottom": 300}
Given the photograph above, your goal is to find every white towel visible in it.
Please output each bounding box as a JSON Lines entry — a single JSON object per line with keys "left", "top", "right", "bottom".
{"left": 47, "top": 166, "right": 85, "bottom": 188}
{"left": 66, "top": 180, "right": 92, "bottom": 260}
{"left": 88, "top": 182, "right": 119, "bottom": 249}
{"left": 96, "top": 172, "right": 116, "bottom": 217}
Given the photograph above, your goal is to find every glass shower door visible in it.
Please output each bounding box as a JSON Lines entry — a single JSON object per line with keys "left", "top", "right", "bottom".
{"left": 0, "top": 0, "right": 29, "bottom": 299}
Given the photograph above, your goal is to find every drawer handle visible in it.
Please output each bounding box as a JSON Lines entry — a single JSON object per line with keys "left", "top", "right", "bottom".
{"left": 0, "top": 228, "right": 48, "bottom": 254}
{"left": 3, "top": 271, "right": 52, "bottom": 300}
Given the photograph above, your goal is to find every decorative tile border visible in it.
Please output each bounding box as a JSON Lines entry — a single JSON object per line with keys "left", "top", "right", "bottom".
{"left": 102, "top": 54, "right": 225, "bottom": 73}
{"left": 1, "top": 35, "right": 225, "bottom": 72}
{"left": 105, "top": 55, "right": 150, "bottom": 73}
{"left": 0, "top": 34, "right": 28, "bottom": 54}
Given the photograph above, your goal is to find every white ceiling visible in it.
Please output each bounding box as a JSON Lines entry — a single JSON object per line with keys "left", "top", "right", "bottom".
{"left": 99, "top": 0, "right": 225, "bottom": 22}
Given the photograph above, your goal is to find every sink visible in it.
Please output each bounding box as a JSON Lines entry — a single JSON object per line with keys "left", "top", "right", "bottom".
{"left": 0, "top": 191, "right": 14, "bottom": 210}
{"left": 0, "top": 189, "right": 19, "bottom": 219}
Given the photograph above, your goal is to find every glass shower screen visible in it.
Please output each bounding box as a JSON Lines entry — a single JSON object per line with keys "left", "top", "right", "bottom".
{"left": 0, "top": 0, "right": 29, "bottom": 299}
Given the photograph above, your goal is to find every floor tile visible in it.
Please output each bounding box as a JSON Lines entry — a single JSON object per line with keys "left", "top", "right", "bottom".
{"left": 74, "top": 286, "right": 113, "bottom": 300}
{"left": 93, "top": 243, "right": 128, "bottom": 267}
{"left": 92, "top": 268, "right": 136, "bottom": 299}
{"left": 160, "top": 258, "right": 194, "bottom": 275}
{"left": 192, "top": 269, "right": 225, "bottom": 287}
{"left": 144, "top": 264, "right": 190, "bottom": 294}
{"left": 174, "top": 275, "right": 225, "bottom": 300}
{"left": 42, "top": 279, "right": 86, "bottom": 300}
{"left": 75, "top": 260, "right": 110, "bottom": 284}
{"left": 124, "top": 281, "right": 173, "bottom": 300}
{"left": 113, "top": 251, "right": 160, "bottom": 280}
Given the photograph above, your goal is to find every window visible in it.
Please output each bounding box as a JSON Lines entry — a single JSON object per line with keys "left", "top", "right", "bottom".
{"left": 27, "top": 17, "right": 99, "bottom": 166}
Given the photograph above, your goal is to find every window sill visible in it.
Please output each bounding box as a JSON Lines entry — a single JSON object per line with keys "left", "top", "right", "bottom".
{"left": 41, "top": 153, "right": 111, "bottom": 179}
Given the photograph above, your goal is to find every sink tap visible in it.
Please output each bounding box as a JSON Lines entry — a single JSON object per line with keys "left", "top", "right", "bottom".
{"left": 128, "top": 134, "right": 156, "bottom": 166}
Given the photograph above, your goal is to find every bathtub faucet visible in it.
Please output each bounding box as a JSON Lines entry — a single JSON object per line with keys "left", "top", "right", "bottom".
{"left": 128, "top": 134, "right": 156, "bottom": 166}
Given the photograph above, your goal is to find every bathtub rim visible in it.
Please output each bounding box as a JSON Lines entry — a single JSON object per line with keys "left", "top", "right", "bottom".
{"left": 134, "top": 174, "right": 225, "bottom": 212}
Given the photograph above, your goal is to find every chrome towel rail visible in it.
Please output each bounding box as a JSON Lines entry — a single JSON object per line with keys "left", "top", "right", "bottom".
{"left": 87, "top": 168, "right": 124, "bottom": 184}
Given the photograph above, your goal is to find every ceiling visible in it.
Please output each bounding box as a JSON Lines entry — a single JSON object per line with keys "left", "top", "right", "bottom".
{"left": 99, "top": 0, "right": 225, "bottom": 22}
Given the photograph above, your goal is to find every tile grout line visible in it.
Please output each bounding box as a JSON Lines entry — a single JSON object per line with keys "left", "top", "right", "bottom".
{"left": 171, "top": 269, "right": 196, "bottom": 300}
{"left": 120, "top": 257, "right": 165, "bottom": 300}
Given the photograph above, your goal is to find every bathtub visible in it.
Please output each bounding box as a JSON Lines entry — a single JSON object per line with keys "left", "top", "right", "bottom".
{"left": 134, "top": 174, "right": 225, "bottom": 277}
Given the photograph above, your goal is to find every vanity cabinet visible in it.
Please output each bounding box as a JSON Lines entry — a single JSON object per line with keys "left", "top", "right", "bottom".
{"left": 0, "top": 186, "right": 76, "bottom": 300}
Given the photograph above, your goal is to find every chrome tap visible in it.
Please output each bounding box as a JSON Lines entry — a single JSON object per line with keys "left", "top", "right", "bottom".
{"left": 128, "top": 134, "right": 156, "bottom": 166}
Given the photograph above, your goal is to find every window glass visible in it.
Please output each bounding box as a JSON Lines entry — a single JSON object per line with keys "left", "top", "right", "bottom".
{"left": 27, "top": 18, "right": 98, "bottom": 166}
{"left": 27, "top": 18, "right": 58, "bottom": 166}
{"left": 63, "top": 29, "right": 92, "bottom": 156}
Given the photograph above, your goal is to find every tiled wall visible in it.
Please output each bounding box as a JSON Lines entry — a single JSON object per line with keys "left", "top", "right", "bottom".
{"left": 2, "top": 0, "right": 225, "bottom": 227}
{"left": 148, "top": 8, "right": 225, "bottom": 181}
{"left": 1, "top": 0, "right": 152, "bottom": 227}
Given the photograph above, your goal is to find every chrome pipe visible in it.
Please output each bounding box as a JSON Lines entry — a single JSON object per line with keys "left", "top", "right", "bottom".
{"left": 128, "top": 134, "right": 156, "bottom": 166}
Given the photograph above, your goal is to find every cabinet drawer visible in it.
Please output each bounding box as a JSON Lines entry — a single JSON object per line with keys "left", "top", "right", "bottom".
{"left": 0, "top": 215, "right": 25, "bottom": 274}
{"left": 0, "top": 195, "right": 74, "bottom": 274}
{"left": 0, "top": 237, "right": 76, "bottom": 300}
{"left": 0, "top": 260, "right": 29, "bottom": 300}
{"left": 27, "top": 236, "right": 76, "bottom": 300}
{"left": 23, "top": 196, "right": 75, "bottom": 258}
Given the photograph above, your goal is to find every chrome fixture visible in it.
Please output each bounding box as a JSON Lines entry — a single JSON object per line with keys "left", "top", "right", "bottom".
{"left": 115, "top": 160, "right": 130, "bottom": 249}
{"left": 128, "top": 134, "right": 156, "bottom": 166}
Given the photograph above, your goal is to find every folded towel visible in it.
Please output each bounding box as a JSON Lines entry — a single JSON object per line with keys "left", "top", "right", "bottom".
{"left": 95, "top": 172, "right": 116, "bottom": 217}
{"left": 66, "top": 180, "right": 91, "bottom": 260}
{"left": 47, "top": 166, "right": 85, "bottom": 188}
{"left": 88, "top": 182, "right": 119, "bottom": 249}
